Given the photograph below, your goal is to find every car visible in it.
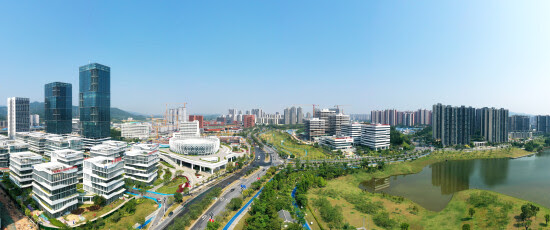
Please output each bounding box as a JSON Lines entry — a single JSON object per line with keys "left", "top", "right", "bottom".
{"left": 168, "top": 211, "right": 174, "bottom": 217}
{"left": 230, "top": 188, "right": 235, "bottom": 192}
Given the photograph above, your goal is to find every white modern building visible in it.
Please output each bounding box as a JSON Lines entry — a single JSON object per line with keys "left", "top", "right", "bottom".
{"left": 341, "top": 123, "right": 364, "bottom": 144}
{"left": 0, "top": 139, "right": 29, "bottom": 169}
{"left": 9, "top": 152, "right": 43, "bottom": 188}
{"left": 169, "top": 137, "right": 220, "bottom": 155}
{"left": 319, "top": 136, "right": 354, "bottom": 150}
{"left": 30, "top": 114, "right": 40, "bottom": 127}
{"left": 121, "top": 122, "right": 151, "bottom": 140}
{"left": 32, "top": 162, "right": 78, "bottom": 217}
{"left": 83, "top": 156, "right": 125, "bottom": 203}
{"left": 7, "top": 97, "right": 30, "bottom": 139}
{"left": 90, "top": 140, "right": 127, "bottom": 158}
{"left": 361, "top": 124, "right": 391, "bottom": 150}
{"left": 176, "top": 120, "right": 200, "bottom": 138}
{"left": 124, "top": 144, "right": 159, "bottom": 185}
{"left": 45, "top": 135, "right": 83, "bottom": 157}
{"left": 51, "top": 149, "right": 84, "bottom": 180}
{"left": 16, "top": 132, "right": 54, "bottom": 155}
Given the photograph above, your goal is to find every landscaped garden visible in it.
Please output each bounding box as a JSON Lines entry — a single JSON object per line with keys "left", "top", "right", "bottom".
{"left": 260, "top": 130, "right": 330, "bottom": 160}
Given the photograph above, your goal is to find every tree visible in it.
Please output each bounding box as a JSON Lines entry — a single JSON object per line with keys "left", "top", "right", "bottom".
{"left": 183, "top": 187, "right": 190, "bottom": 195}
{"left": 228, "top": 198, "right": 243, "bottom": 211}
{"left": 545, "top": 214, "right": 550, "bottom": 226}
{"left": 206, "top": 220, "right": 220, "bottom": 230}
{"left": 462, "top": 224, "right": 470, "bottom": 230}
{"left": 111, "top": 212, "right": 121, "bottom": 222}
{"left": 93, "top": 195, "right": 107, "bottom": 206}
{"left": 468, "top": 207, "right": 475, "bottom": 218}
{"left": 400, "top": 222, "right": 410, "bottom": 230}
{"left": 174, "top": 192, "right": 183, "bottom": 203}
{"left": 520, "top": 203, "right": 540, "bottom": 221}
{"left": 524, "top": 219, "right": 532, "bottom": 230}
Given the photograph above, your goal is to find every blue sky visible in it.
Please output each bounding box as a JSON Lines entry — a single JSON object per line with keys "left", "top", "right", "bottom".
{"left": 1, "top": 1, "right": 549, "bottom": 115}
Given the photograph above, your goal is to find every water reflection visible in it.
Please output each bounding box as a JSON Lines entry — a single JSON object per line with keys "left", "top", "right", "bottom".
{"left": 358, "top": 152, "right": 549, "bottom": 211}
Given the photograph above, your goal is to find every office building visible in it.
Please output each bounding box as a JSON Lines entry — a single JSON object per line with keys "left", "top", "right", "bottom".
{"left": 0, "top": 139, "right": 29, "bottom": 169}
{"left": 79, "top": 63, "right": 111, "bottom": 144}
{"left": 284, "top": 108, "right": 291, "bottom": 125}
{"left": 16, "top": 132, "right": 51, "bottom": 154}
{"left": 121, "top": 122, "right": 150, "bottom": 140}
{"left": 480, "top": 107, "right": 509, "bottom": 143}
{"left": 124, "top": 144, "right": 159, "bottom": 185}
{"left": 243, "top": 115, "right": 255, "bottom": 128}
{"left": 45, "top": 82, "right": 72, "bottom": 134}
{"left": 289, "top": 107, "right": 297, "bottom": 125}
{"left": 341, "top": 123, "right": 364, "bottom": 144}
{"left": 9, "top": 152, "right": 42, "bottom": 188}
{"left": 319, "top": 136, "right": 353, "bottom": 150}
{"left": 535, "top": 115, "right": 550, "bottom": 134}
{"left": 7, "top": 97, "right": 30, "bottom": 139}
{"left": 317, "top": 109, "right": 336, "bottom": 133}
{"left": 90, "top": 140, "right": 127, "bottom": 158}
{"left": 361, "top": 124, "right": 390, "bottom": 150}
{"left": 51, "top": 149, "right": 84, "bottom": 180}
{"left": 44, "top": 135, "right": 83, "bottom": 157}
{"left": 304, "top": 118, "right": 325, "bottom": 141}
{"left": 327, "top": 113, "right": 350, "bottom": 136}
{"left": 32, "top": 162, "right": 78, "bottom": 218}
{"left": 83, "top": 156, "right": 125, "bottom": 203}
{"left": 509, "top": 115, "right": 530, "bottom": 132}
{"left": 175, "top": 120, "right": 200, "bottom": 138}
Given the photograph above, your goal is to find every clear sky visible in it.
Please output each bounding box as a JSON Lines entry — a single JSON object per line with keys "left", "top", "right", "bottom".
{"left": 1, "top": 1, "right": 549, "bottom": 115}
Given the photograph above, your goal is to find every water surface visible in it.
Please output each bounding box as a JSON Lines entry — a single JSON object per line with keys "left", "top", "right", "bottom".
{"left": 359, "top": 151, "right": 550, "bottom": 211}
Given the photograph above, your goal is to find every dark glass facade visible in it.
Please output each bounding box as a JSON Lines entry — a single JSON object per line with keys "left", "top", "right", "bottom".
{"left": 79, "top": 63, "right": 110, "bottom": 139}
{"left": 45, "top": 82, "right": 73, "bottom": 134}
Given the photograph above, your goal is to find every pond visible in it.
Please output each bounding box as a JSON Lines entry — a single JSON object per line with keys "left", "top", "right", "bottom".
{"left": 359, "top": 150, "right": 550, "bottom": 211}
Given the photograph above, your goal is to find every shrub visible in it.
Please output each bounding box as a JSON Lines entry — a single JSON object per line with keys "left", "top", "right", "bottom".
{"left": 373, "top": 212, "right": 396, "bottom": 229}
{"left": 93, "top": 195, "right": 107, "bottom": 206}
{"left": 110, "top": 212, "right": 121, "bottom": 222}
{"left": 87, "top": 205, "right": 101, "bottom": 211}
{"left": 467, "top": 191, "right": 498, "bottom": 208}
{"left": 228, "top": 198, "right": 243, "bottom": 211}
{"left": 174, "top": 192, "right": 183, "bottom": 203}
{"left": 71, "top": 208, "right": 85, "bottom": 215}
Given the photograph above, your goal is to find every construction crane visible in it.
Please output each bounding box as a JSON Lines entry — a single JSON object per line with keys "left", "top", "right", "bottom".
{"left": 334, "top": 105, "right": 351, "bottom": 114}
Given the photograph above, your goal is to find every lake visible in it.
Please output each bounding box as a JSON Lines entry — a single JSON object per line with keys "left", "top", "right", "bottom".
{"left": 359, "top": 150, "right": 550, "bottom": 211}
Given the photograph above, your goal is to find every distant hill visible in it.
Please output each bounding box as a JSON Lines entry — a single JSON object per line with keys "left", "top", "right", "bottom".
{"left": 0, "top": 102, "right": 146, "bottom": 121}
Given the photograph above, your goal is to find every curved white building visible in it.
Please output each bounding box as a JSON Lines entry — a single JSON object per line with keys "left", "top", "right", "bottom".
{"left": 169, "top": 136, "right": 220, "bottom": 155}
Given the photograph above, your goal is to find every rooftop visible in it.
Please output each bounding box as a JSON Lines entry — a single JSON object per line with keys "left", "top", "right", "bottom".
{"left": 10, "top": 151, "right": 42, "bottom": 159}
{"left": 34, "top": 161, "right": 75, "bottom": 173}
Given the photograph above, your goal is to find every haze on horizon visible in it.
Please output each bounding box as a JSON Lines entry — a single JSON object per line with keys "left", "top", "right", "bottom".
{"left": 1, "top": 1, "right": 549, "bottom": 115}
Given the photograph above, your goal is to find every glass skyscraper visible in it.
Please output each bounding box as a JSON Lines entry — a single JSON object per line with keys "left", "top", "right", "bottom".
{"left": 79, "top": 63, "right": 110, "bottom": 139}
{"left": 45, "top": 82, "right": 72, "bottom": 134}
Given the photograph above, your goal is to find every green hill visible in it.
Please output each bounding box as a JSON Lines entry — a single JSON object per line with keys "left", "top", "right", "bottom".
{"left": 0, "top": 102, "right": 146, "bottom": 121}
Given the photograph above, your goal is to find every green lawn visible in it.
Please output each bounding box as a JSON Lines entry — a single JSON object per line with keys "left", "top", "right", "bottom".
{"left": 103, "top": 198, "right": 157, "bottom": 229}
{"left": 260, "top": 130, "right": 330, "bottom": 160}
{"left": 80, "top": 198, "right": 124, "bottom": 221}
{"left": 156, "top": 177, "right": 188, "bottom": 194}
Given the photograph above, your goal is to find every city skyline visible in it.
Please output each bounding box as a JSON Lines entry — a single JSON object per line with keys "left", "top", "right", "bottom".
{"left": 2, "top": 1, "right": 550, "bottom": 115}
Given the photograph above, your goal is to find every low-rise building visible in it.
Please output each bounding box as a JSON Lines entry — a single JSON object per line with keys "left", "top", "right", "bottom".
{"left": 0, "top": 139, "right": 29, "bottom": 169}
{"left": 121, "top": 122, "right": 151, "bottom": 140}
{"left": 509, "top": 131, "right": 533, "bottom": 140}
{"left": 9, "top": 152, "right": 43, "bottom": 188}
{"left": 45, "top": 135, "right": 83, "bottom": 157}
{"left": 51, "top": 149, "right": 84, "bottom": 180}
{"left": 341, "top": 123, "right": 364, "bottom": 145}
{"left": 90, "top": 140, "right": 127, "bottom": 158}
{"left": 16, "top": 132, "right": 51, "bottom": 154}
{"left": 124, "top": 144, "right": 159, "bottom": 185}
{"left": 32, "top": 162, "right": 78, "bottom": 217}
{"left": 361, "top": 124, "right": 390, "bottom": 150}
{"left": 319, "top": 136, "right": 354, "bottom": 150}
{"left": 83, "top": 157, "right": 125, "bottom": 203}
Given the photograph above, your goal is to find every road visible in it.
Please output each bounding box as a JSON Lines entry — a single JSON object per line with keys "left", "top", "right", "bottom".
{"left": 153, "top": 141, "right": 271, "bottom": 230}
{"left": 191, "top": 142, "right": 280, "bottom": 230}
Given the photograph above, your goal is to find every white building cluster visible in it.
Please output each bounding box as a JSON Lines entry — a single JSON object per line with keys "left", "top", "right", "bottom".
{"left": 121, "top": 122, "right": 151, "bottom": 140}
{"left": 124, "top": 144, "right": 159, "bottom": 185}
{"left": 32, "top": 162, "right": 79, "bottom": 217}
{"left": 83, "top": 156, "right": 125, "bottom": 203}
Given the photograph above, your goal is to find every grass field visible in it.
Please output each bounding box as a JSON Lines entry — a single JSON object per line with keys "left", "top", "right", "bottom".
{"left": 80, "top": 198, "right": 124, "bottom": 221}
{"left": 260, "top": 130, "right": 330, "bottom": 160}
